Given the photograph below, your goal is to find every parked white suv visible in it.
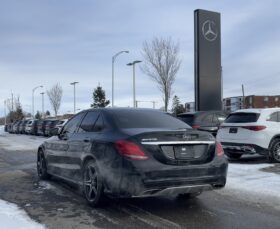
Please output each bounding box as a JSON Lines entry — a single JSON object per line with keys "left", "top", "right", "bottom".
{"left": 217, "top": 108, "right": 280, "bottom": 162}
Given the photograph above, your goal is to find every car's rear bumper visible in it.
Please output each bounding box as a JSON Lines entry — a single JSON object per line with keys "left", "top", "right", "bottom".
{"left": 221, "top": 142, "right": 268, "bottom": 155}
{"left": 106, "top": 157, "right": 228, "bottom": 198}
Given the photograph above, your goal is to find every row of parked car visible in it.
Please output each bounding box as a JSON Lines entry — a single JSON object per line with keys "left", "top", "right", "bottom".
{"left": 6, "top": 118, "right": 68, "bottom": 137}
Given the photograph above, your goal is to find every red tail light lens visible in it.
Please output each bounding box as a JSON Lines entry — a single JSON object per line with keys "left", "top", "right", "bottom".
{"left": 192, "top": 125, "right": 200, "bottom": 129}
{"left": 114, "top": 140, "right": 148, "bottom": 160}
{"left": 215, "top": 142, "right": 224, "bottom": 157}
{"left": 242, "top": 126, "right": 266, "bottom": 131}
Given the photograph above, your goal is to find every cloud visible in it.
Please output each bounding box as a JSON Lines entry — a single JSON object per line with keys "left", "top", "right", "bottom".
{"left": 0, "top": 0, "right": 280, "bottom": 116}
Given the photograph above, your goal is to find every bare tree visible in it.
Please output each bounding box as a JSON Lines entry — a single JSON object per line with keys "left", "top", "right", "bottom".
{"left": 47, "top": 83, "right": 63, "bottom": 117}
{"left": 141, "top": 37, "right": 181, "bottom": 112}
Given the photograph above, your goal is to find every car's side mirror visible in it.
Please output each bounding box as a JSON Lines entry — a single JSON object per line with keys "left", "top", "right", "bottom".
{"left": 49, "top": 128, "right": 59, "bottom": 136}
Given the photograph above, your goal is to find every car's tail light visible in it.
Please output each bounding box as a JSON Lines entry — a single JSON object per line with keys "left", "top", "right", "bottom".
{"left": 215, "top": 141, "right": 224, "bottom": 157}
{"left": 242, "top": 126, "right": 266, "bottom": 131}
{"left": 114, "top": 140, "right": 148, "bottom": 160}
{"left": 192, "top": 125, "right": 200, "bottom": 129}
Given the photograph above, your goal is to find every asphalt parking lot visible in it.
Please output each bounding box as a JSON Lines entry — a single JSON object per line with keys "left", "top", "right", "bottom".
{"left": 0, "top": 132, "right": 280, "bottom": 229}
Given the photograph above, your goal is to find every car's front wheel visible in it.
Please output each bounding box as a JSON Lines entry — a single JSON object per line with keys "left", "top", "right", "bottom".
{"left": 37, "top": 150, "right": 51, "bottom": 180}
{"left": 269, "top": 138, "right": 280, "bottom": 163}
{"left": 83, "top": 160, "right": 106, "bottom": 207}
{"left": 225, "top": 152, "right": 242, "bottom": 159}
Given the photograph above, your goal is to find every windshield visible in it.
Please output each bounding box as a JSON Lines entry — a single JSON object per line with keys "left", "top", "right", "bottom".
{"left": 177, "top": 114, "right": 195, "bottom": 125}
{"left": 225, "top": 112, "right": 260, "bottom": 123}
{"left": 110, "top": 110, "right": 191, "bottom": 129}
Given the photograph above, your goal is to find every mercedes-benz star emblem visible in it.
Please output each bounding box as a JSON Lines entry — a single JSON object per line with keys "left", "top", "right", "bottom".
{"left": 202, "top": 20, "right": 218, "bottom": 42}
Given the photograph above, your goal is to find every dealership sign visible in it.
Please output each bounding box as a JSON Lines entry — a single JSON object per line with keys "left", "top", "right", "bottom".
{"left": 194, "top": 9, "right": 222, "bottom": 111}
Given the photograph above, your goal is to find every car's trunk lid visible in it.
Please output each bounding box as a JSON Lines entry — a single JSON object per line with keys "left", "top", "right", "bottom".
{"left": 122, "top": 128, "right": 216, "bottom": 165}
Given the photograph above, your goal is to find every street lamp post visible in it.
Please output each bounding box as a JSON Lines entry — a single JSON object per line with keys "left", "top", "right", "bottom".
{"left": 4, "top": 100, "right": 7, "bottom": 125}
{"left": 32, "top": 85, "right": 43, "bottom": 118}
{"left": 127, "top": 60, "right": 142, "bottom": 108}
{"left": 112, "top": 50, "right": 129, "bottom": 107}
{"left": 40, "top": 92, "right": 45, "bottom": 119}
{"left": 70, "top": 82, "right": 79, "bottom": 113}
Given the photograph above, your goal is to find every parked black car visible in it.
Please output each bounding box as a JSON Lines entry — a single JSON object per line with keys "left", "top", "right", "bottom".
{"left": 15, "top": 120, "right": 23, "bottom": 134}
{"left": 27, "top": 120, "right": 39, "bottom": 135}
{"left": 177, "top": 111, "right": 228, "bottom": 136}
{"left": 44, "top": 120, "right": 59, "bottom": 137}
{"left": 37, "top": 120, "right": 45, "bottom": 136}
{"left": 19, "top": 120, "right": 29, "bottom": 134}
{"left": 37, "top": 108, "right": 227, "bottom": 207}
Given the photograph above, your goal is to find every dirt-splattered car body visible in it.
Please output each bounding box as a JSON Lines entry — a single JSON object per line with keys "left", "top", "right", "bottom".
{"left": 38, "top": 108, "right": 227, "bottom": 205}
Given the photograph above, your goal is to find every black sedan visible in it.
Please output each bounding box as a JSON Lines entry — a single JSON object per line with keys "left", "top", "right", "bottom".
{"left": 37, "top": 108, "right": 228, "bottom": 207}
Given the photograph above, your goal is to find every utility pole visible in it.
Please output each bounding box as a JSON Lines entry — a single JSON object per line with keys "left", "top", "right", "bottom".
{"left": 4, "top": 100, "right": 7, "bottom": 125}
{"left": 32, "top": 85, "right": 43, "bottom": 118}
{"left": 242, "top": 84, "right": 245, "bottom": 109}
{"left": 11, "top": 92, "right": 14, "bottom": 112}
{"left": 40, "top": 92, "right": 45, "bottom": 119}
{"left": 127, "top": 60, "right": 142, "bottom": 108}
{"left": 70, "top": 82, "right": 79, "bottom": 113}
{"left": 112, "top": 50, "right": 129, "bottom": 107}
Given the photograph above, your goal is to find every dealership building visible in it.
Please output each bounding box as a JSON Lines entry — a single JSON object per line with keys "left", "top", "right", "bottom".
{"left": 185, "top": 95, "right": 280, "bottom": 112}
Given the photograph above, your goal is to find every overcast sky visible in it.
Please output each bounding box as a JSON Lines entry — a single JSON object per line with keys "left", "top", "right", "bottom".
{"left": 0, "top": 0, "right": 280, "bottom": 116}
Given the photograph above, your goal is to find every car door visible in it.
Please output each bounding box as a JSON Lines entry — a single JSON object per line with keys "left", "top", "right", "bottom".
{"left": 63, "top": 111, "right": 100, "bottom": 182}
{"left": 45, "top": 112, "right": 85, "bottom": 178}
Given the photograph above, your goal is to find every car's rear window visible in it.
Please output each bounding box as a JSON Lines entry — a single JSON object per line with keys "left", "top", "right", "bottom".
{"left": 177, "top": 115, "right": 195, "bottom": 125}
{"left": 110, "top": 110, "right": 191, "bottom": 129}
{"left": 225, "top": 112, "right": 260, "bottom": 123}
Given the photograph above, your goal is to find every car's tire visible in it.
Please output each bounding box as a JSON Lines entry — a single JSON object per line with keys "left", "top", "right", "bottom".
{"left": 177, "top": 192, "right": 202, "bottom": 200}
{"left": 83, "top": 160, "right": 106, "bottom": 207}
{"left": 268, "top": 138, "right": 280, "bottom": 163}
{"left": 37, "top": 150, "right": 51, "bottom": 180}
{"left": 225, "top": 152, "right": 242, "bottom": 159}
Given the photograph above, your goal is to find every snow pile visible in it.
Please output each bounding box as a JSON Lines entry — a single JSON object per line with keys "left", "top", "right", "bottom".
{"left": 221, "top": 163, "right": 280, "bottom": 209}
{"left": 0, "top": 199, "right": 45, "bottom": 229}
{"left": 0, "top": 125, "right": 5, "bottom": 135}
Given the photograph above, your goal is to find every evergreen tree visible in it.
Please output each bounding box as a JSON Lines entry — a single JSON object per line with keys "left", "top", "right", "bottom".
{"left": 91, "top": 85, "right": 110, "bottom": 108}
{"left": 171, "top": 95, "right": 185, "bottom": 116}
{"left": 35, "top": 111, "right": 42, "bottom": 120}
{"left": 45, "top": 110, "right": 51, "bottom": 116}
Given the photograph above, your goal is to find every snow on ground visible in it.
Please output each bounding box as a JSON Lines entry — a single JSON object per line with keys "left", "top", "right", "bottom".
{"left": 0, "top": 125, "right": 45, "bottom": 151}
{"left": 0, "top": 199, "right": 45, "bottom": 229}
{"left": 219, "top": 163, "right": 280, "bottom": 210}
{"left": 1, "top": 125, "right": 280, "bottom": 208}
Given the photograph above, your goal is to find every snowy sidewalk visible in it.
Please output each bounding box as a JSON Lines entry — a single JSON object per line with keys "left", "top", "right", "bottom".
{"left": 0, "top": 199, "right": 45, "bottom": 229}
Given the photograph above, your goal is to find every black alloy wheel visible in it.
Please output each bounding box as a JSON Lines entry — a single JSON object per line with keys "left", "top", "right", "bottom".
{"left": 37, "top": 150, "right": 51, "bottom": 180}
{"left": 83, "top": 160, "right": 106, "bottom": 207}
{"left": 269, "top": 139, "right": 280, "bottom": 163}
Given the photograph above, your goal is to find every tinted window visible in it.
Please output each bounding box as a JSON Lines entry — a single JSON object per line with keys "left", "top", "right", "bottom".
{"left": 267, "top": 112, "right": 279, "bottom": 122}
{"left": 63, "top": 112, "right": 85, "bottom": 134}
{"left": 110, "top": 110, "right": 191, "bottom": 129}
{"left": 177, "top": 114, "right": 194, "bottom": 125}
{"left": 79, "top": 111, "right": 99, "bottom": 132}
{"left": 225, "top": 113, "right": 260, "bottom": 123}
{"left": 93, "top": 115, "right": 104, "bottom": 132}
{"left": 202, "top": 114, "right": 213, "bottom": 124}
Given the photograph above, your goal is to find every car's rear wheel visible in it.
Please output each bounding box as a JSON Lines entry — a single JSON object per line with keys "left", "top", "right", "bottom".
{"left": 37, "top": 150, "right": 51, "bottom": 180}
{"left": 83, "top": 160, "right": 106, "bottom": 207}
{"left": 269, "top": 139, "right": 280, "bottom": 163}
{"left": 225, "top": 152, "right": 242, "bottom": 159}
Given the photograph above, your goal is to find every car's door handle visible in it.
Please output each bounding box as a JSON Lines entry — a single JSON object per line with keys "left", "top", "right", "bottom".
{"left": 83, "top": 138, "right": 91, "bottom": 143}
